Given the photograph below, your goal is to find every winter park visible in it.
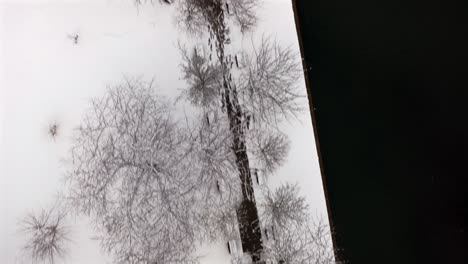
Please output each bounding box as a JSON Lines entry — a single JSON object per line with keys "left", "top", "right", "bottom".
{"left": 1, "top": 1, "right": 334, "bottom": 263}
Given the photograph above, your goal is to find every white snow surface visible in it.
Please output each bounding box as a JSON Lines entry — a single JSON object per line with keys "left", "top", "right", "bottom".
{"left": 0, "top": 0, "right": 329, "bottom": 263}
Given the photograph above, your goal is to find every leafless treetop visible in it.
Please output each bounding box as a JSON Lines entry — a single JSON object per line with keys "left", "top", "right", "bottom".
{"left": 179, "top": 45, "right": 223, "bottom": 108}
{"left": 260, "top": 182, "right": 309, "bottom": 230}
{"left": 238, "top": 37, "right": 305, "bottom": 125}
{"left": 263, "top": 219, "right": 335, "bottom": 264}
{"left": 20, "top": 205, "right": 70, "bottom": 264}
{"left": 260, "top": 184, "right": 335, "bottom": 264}
{"left": 66, "top": 79, "right": 203, "bottom": 263}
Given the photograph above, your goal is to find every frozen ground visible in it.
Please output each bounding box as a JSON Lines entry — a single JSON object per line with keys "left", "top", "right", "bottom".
{"left": 0, "top": 0, "right": 328, "bottom": 263}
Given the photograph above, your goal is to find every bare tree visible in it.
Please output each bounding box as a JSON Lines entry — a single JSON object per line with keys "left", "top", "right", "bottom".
{"left": 65, "top": 79, "right": 207, "bottom": 264}
{"left": 19, "top": 205, "right": 70, "bottom": 264}
{"left": 260, "top": 183, "right": 309, "bottom": 231}
{"left": 179, "top": 45, "right": 223, "bottom": 108}
{"left": 263, "top": 220, "right": 335, "bottom": 264}
{"left": 260, "top": 184, "right": 335, "bottom": 264}
{"left": 249, "top": 131, "right": 290, "bottom": 176}
{"left": 238, "top": 37, "right": 305, "bottom": 124}
{"left": 48, "top": 122, "right": 59, "bottom": 140}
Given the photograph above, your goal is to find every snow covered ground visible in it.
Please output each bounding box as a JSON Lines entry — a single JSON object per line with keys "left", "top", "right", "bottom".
{"left": 0, "top": 0, "right": 328, "bottom": 263}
